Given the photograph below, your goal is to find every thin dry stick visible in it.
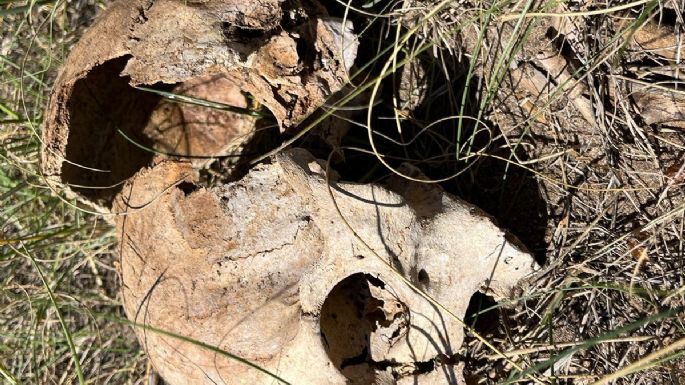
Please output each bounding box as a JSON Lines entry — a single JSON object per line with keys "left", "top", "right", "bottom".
{"left": 485, "top": 336, "right": 656, "bottom": 360}
{"left": 500, "top": 0, "right": 651, "bottom": 21}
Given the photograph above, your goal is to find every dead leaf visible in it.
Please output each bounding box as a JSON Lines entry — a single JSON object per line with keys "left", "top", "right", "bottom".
{"left": 535, "top": 49, "right": 594, "bottom": 124}
{"left": 664, "top": 162, "right": 685, "bottom": 183}
{"left": 633, "top": 21, "right": 684, "bottom": 60}
{"left": 629, "top": 85, "right": 685, "bottom": 128}
{"left": 627, "top": 237, "right": 650, "bottom": 263}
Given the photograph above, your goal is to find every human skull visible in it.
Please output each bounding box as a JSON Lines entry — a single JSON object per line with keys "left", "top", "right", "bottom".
{"left": 41, "top": 0, "right": 358, "bottom": 211}
{"left": 40, "top": 2, "right": 536, "bottom": 382}
{"left": 114, "top": 148, "right": 537, "bottom": 385}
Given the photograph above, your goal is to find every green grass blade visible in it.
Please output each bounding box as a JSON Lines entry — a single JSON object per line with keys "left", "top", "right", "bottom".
{"left": 18, "top": 244, "right": 86, "bottom": 385}
{"left": 133, "top": 85, "right": 270, "bottom": 118}
{"left": 96, "top": 313, "right": 292, "bottom": 385}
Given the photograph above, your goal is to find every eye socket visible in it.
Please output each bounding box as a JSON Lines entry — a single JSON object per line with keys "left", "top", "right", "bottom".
{"left": 319, "top": 273, "right": 376, "bottom": 382}
{"left": 319, "top": 273, "right": 406, "bottom": 383}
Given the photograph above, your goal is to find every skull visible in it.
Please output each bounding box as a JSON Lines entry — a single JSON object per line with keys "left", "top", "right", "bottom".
{"left": 40, "top": 1, "right": 537, "bottom": 383}
{"left": 114, "top": 148, "right": 537, "bottom": 385}
{"left": 41, "top": 0, "right": 358, "bottom": 211}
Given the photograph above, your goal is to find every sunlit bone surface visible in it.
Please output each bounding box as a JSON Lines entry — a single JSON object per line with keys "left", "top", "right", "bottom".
{"left": 114, "top": 148, "right": 537, "bottom": 385}
{"left": 41, "top": 0, "right": 358, "bottom": 210}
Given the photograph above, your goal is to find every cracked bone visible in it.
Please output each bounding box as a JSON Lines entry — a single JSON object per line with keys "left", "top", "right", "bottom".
{"left": 41, "top": 0, "right": 358, "bottom": 211}
{"left": 114, "top": 148, "right": 537, "bottom": 385}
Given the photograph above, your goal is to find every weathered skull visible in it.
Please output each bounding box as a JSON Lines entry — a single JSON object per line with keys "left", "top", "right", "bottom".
{"left": 40, "top": 2, "right": 537, "bottom": 383}
{"left": 41, "top": 0, "right": 358, "bottom": 211}
{"left": 114, "top": 148, "right": 537, "bottom": 385}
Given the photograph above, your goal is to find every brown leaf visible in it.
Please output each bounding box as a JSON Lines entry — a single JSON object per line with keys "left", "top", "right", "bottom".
{"left": 633, "top": 21, "right": 684, "bottom": 60}
{"left": 630, "top": 85, "right": 685, "bottom": 128}
{"left": 520, "top": 98, "right": 547, "bottom": 124}
{"left": 664, "top": 162, "right": 685, "bottom": 183}
{"left": 626, "top": 237, "right": 650, "bottom": 263}
{"left": 535, "top": 49, "right": 594, "bottom": 124}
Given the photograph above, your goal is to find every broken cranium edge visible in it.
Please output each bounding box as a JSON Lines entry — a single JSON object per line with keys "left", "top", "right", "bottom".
{"left": 40, "top": 1, "right": 538, "bottom": 384}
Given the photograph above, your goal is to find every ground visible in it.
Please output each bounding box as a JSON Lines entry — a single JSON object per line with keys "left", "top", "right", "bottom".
{"left": 1, "top": 0, "right": 685, "bottom": 384}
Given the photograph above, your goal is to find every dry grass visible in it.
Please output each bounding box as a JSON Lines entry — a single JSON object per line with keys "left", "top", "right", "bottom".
{"left": 2, "top": 0, "right": 685, "bottom": 384}
{"left": 1, "top": 1, "right": 148, "bottom": 384}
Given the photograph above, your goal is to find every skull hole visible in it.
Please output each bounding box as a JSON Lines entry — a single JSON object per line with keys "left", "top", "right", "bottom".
{"left": 463, "top": 292, "right": 500, "bottom": 334}
{"left": 417, "top": 268, "right": 430, "bottom": 286}
{"left": 61, "top": 55, "right": 168, "bottom": 205}
{"left": 320, "top": 273, "right": 410, "bottom": 384}
{"left": 461, "top": 293, "right": 504, "bottom": 382}
{"left": 59, "top": 55, "right": 276, "bottom": 207}
{"left": 176, "top": 181, "right": 198, "bottom": 196}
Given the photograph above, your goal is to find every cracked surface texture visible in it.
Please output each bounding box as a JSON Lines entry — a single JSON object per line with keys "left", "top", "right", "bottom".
{"left": 41, "top": 0, "right": 358, "bottom": 210}
{"left": 114, "top": 149, "right": 537, "bottom": 385}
